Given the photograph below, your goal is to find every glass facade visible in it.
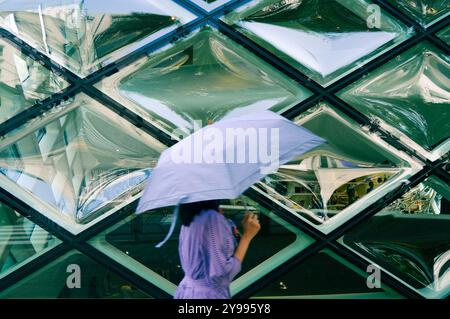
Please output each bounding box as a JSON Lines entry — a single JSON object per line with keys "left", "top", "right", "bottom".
{"left": 0, "top": 38, "right": 68, "bottom": 125}
{"left": 97, "top": 26, "right": 311, "bottom": 135}
{"left": 223, "top": 0, "right": 412, "bottom": 86}
{"left": 387, "top": 0, "right": 449, "bottom": 27}
{"left": 340, "top": 176, "right": 450, "bottom": 298}
{"left": 0, "top": 0, "right": 448, "bottom": 299}
{"left": 339, "top": 42, "right": 450, "bottom": 161}
{"left": 0, "top": 0, "right": 196, "bottom": 77}
{"left": 0, "top": 250, "right": 151, "bottom": 298}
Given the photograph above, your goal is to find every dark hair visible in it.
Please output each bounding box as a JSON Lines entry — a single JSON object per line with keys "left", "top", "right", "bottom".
{"left": 179, "top": 200, "right": 221, "bottom": 226}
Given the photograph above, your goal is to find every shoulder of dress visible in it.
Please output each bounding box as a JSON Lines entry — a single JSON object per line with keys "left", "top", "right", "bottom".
{"left": 201, "top": 209, "right": 226, "bottom": 224}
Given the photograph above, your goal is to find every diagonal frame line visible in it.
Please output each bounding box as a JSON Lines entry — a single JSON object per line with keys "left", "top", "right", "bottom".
{"left": 236, "top": 158, "right": 447, "bottom": 299}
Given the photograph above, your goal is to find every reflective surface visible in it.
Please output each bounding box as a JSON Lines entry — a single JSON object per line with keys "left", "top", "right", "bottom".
{"left": 437, "top": 25, "right": 450, "bottom": 45}
{"left": 388, "top": 0, "right": 450, "bottom": 26}
{"left": 0, "top": 0, "right": 196, "bottom": 77}
{"left": 0, "top": 250, "right": 151, "bottom": 298}
{"left": 98, "top": 27, "right": 311, "bottom": 134}
{"left": 0, "top": 0, "right": 447, "bottom": 300}
{"left": 0, "top": 93, "right": 166, "bottom": 234}
{"left": 223, "top": 0, "right": 411, "bottom": 86}
{"left": 252, "top": 249, "right": 402, "bottom": 298}
{"left": 191, "top": 0, "right": 232, "bottom": 11}
{"left": 0, "top": 38, "right": 68, "bottom": 125}
{"left": 339, "top": 43, "right": 450, "bottom": 158}
{"left": 90, "top": 196, "right": 314, "bottom": 296}
{"left": 253, "top": 102, "right": 420, "bottom": 233}
{"left": 0, "top": 201, "right": 60, "bottom": 276}
{"left": 341, "top": 176, "right": 450, "bottom": 298}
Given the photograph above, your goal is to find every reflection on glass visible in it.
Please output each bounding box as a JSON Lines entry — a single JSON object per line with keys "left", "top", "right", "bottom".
{"left": 0, "top": 93, "right": 166, "bottom": 234}
{"left": 252, "top": 249, "right": 401, "bottom": 298}
{"left": 97, "top": 27, "right": 311, "bottom": 135}
{"left": 191, "top": 0, "right": 231, "bottom": 11}
{"left": 0, "top": 250, "right": 150, "bottom": 298}
{"left": 437, "top": 25, "right": 450, "bottom": 45}
{"left": 253, "top": 102, "right": 420, "bottom": 233}
{"left": 341, "top": 176, "right": 450, "bottom": 298}
{"left": 339, "top": 43, "right": 450, "bottom": 159}
{"left": 0, "top": 39, "right": 68, "bottom": 125}
{"left": 223, "top": 0, "right": 411, "bottom": 86}
{"left": 0, "top": 201, "right": 60, "bottom": 276}
{"left": 91, "top": 196, "right": 313, "bottom": 296}
{"left": 0, "top": 0, "right": 196, "bottom": 77}
{"left": 388, "top": 0, "right": 450, "bottom": 27}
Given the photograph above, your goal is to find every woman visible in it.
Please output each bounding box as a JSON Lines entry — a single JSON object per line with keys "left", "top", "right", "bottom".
{"left": 174, "top": 200, "right": 260, "bottom": 299}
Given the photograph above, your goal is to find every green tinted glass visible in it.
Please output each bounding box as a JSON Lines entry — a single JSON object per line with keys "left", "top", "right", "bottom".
{"left": 0, "top": 201, "right": 61, "bottom": 277}
{"left": 0, "top": 0, "right": 196, "bottom": 77}
{"left": 90, "top": 196, "right": 314, "bottom": 296}
{"left": 339, "top": 42, "right": 450, "bottom": 160}
{"left": 387, "top": 0, "right": 450, "bottom": 27}
{"left": 437, "top": 25, "right": 450, "bottom": 45}
{"left": 223, "top": 0, "right": 411, "bottom": 86}
{"left": 0, "top": 250, "right": 151, "bottom": 298}
{"left": 0, "top": 38, "right": 68, "bottom": 126}
{"left": 97, "top": 26, "right": 311, "bottom": 135}
{"left": 254, "top": 102, "right": 421, "bottom": 234}
{"left": 252, "top": 249, "right": 402, "bottom": 298}
{"left": 340, "top": 176, "right": 450, "bottom": 298}
{"left": 0, "top": 93, "right": 166, "bottom": 234}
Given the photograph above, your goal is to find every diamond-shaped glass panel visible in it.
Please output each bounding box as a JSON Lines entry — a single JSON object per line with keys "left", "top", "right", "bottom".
{"left": 437, "top": 25, "right": 450, "bottom": 45}
{"left": 190, "top": 0, "right": 232, "bottom": 11}
{"left": 0, "top": 93, "right": 166, "bottom": 234}
{"left": 97, "top": 26, "right": 312, "bottom": 135}
{"left": 340, "top": 176, "right": 450, "bottom": 298}
{"left": 387, "top": 0, "right": 450, "bottom": 27}
{"left": 0, "top": 38, "right": 68, "bottom": 126}
{"left": 0, "top": 201, "right": 61, "bottom": 277}
{"left": 0, "top": 250, "right": 151, "bottom": 298}
{"left": 339, "top": 43, "right": 450, "bottom": 161}
{"left": 252, "top": 102, "right": 422, "bottom": 234}
{"left": 90, "top": 196, "right": 314, "bottom": 296}
{"left": 0, "top": 0, "right": 196, "bottom": 77}
{"left": 223, "top": 0, "right": 411, "bottom": 86}
{"left": 252, "top": 249, "right": 402, "bottom": 298}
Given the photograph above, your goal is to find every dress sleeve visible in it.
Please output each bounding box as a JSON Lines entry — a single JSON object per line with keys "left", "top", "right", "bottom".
{"left": 204, "top": 211, "right": 242, "bottom": 283}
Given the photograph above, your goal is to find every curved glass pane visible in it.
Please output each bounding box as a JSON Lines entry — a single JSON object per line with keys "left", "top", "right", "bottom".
{"left": 437, "top": 25, "right": 450, "bottom": 45}
{"left": 339, "top": 42, "right": 450, "bottom": 161}
{"left": 89, "top": 196, "right": 314, "bottom": 296}
{"left": 0, "top": 38, "right": 68, "bottom": 125}
{"left": 387, "top": 0, "right": 450, "bottom": 27}
{"left": 0, "top": 250, "right": 151, "bottom": 298}
{"left": 253, "top": 102, "right": 421, "bottom": 234}
{"left": 0, "top": 93, "right": 166, "bottom": 234}
{"left": 340, "top": 176, "right": 450, "bottom": 298}
{"left": 0, "top": 0, "right": 196, "bottom": 77}
{"left": 252, "top": 249, "right": 402, "bottom": 298}
{"left": 97, "top": 26, "right": 312, "bottom": 135}
{"left": 190, "top": 0, "right": 232, "bottom": 11}
{"left": 0, "top": 201, "right": 61, "bottom": 277}
{"left": 223, "top": 0, "right": 411, "bottom": 86}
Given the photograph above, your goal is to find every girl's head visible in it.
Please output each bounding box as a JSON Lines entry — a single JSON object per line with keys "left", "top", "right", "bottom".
{"left": 179, "top": 200, "right": 221, "bottom": 226}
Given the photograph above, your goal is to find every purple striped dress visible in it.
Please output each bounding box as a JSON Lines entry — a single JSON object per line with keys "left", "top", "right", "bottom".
{"left": 174, "top": 209, "right": 241, "bottom": 299}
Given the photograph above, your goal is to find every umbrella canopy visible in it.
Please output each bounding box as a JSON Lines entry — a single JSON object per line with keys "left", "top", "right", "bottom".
{"left": 136, "top": 110, "right": 325, "bottom": 246}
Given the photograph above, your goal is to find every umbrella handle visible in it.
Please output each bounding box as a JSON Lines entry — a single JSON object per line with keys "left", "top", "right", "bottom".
{"left": 155, "top": 196, "right": 188, "bottom": 248}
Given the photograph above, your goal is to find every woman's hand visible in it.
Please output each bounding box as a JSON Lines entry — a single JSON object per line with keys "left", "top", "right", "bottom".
{"left": 234, "top": 212, "right": 261, "bottom": 263}
{"left": 241, "top": 212, "right": 261, "bottom": 241}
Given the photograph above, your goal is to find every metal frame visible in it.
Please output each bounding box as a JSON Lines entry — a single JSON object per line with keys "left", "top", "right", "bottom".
{"left": 0, "top": 0, "right": 448, "bottom": 299}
